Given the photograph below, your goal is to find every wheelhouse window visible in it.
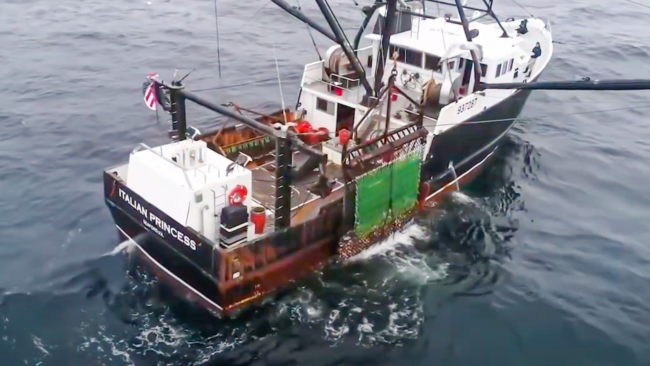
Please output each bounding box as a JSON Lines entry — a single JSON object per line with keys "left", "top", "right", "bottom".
{"left": 495, "top": 60, "right": 511, "bottom": 78}
{"left": 425, "top": 54, "right": 442, "bottom": 72}
{"left": 508, "top": 58, "right": 514, "bottom": 72}
{"left": 372, "top": 15, "right": 384, "bottom": 35}
{"left": 316, "top": 97, "right": 335, "bottom": 115}
{"left": 390, "top": 45, "right": 422, "bottom": 67}
{"left": 480, "top": 63, "right": 487, "bottom": 77}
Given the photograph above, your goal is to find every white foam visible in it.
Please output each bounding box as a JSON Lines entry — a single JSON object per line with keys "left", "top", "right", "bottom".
{"left": 348, "top": 224, "right": 424, "bottom": 261}
{"left": 450, "top": 191, "right": 478, "bottom": 205}
{"left": 102, "top": 234, "right": 140, "bottom": 257}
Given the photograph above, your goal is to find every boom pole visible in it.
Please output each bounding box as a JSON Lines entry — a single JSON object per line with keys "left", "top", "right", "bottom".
{"left": 480, "top": 79, "right": 650, "bottom": 91}
{"left": 270, "top": 0, "right": 337, "bottom": 43}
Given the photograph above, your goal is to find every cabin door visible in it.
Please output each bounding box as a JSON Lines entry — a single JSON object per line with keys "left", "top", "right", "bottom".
{"left": 228, "top": 255, "right": 243, "bottom": 281}
{"left": 336, "top": 103, "right": 355, "bottom": 135}
{"left": 461, "top": 59, "right": 473, "bottom": 94}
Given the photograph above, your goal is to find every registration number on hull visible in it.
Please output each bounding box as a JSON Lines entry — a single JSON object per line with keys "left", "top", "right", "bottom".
{"left": 457, "top": 98, "right": 477, "bottom": 114}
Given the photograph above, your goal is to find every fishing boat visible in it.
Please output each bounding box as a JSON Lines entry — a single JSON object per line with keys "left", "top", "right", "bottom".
{"left": 103, "top": 0, "right": 556, "bottom": 317}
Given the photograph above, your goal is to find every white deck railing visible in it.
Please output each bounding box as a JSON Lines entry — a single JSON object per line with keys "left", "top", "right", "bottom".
{"left": 132, "top": 143, "right": 225, "bottom": 188}
{"left": 300, "top": 45, "right": 374, "bottom": 98}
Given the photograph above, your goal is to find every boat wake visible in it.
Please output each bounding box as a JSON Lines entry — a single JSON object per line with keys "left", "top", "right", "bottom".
{"left": 63, "top": 225, "right": 451, "bottom": 365}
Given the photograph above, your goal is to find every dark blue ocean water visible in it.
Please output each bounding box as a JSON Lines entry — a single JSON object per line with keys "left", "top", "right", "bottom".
{"left": 2, "top": 0, "right": 650, "bottom": 365}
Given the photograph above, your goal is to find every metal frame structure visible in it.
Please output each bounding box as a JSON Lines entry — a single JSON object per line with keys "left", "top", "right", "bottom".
{"left": 156, "top": 78, "right": 328, "bottom": 230}
{"left": 272, "top": 0, "right": 491, "bottom": 96}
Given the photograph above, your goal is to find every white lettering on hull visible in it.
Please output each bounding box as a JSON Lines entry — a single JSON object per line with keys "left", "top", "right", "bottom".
{"left": 118, "top": 188, "right": 197, "bottom": 250}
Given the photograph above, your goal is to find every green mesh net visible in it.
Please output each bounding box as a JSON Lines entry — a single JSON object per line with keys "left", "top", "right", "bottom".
{"left": 354, "top": 149, "right": 423, "bottom": 236}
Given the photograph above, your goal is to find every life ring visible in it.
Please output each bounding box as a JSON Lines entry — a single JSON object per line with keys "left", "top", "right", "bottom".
{"left": 228, "top": 185, "right": 248, "bottom": 205}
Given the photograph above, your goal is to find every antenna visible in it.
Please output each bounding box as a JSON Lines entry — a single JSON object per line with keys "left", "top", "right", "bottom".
{"left": 179, "top": 68, "right": 195, "bottom": 83}
{"left": 272, "top": 40, "right": 288, "bottom": 124}
{"left": 214, "top": 0, "right": 222, "bottom": 78}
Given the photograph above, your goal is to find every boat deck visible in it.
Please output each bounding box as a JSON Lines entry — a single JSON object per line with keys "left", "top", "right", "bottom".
{"left": 246, "top": 147, "right": 347, "bottom": 226}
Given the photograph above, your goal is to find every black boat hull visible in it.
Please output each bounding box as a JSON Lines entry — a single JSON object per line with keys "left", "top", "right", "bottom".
{"left": 423, "top": 88, "right": 534, "bottom": 190}
{"left": 107, "top": 201, "right": 228, "bottom": 316}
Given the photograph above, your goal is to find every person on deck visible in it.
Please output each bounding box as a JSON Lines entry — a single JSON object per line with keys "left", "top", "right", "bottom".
{"left": 528, "top": 42, "right": 542, "bottom": 77}
{"left": 532, "top": 42, "right": 542, "bottom": 59}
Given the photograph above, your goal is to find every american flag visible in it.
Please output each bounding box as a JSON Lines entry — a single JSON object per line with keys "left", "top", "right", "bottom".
{"left": 142, "top": 73, "right": 159, "bottom": 111}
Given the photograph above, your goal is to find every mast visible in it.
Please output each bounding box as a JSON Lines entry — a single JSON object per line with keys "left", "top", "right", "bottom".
{"left": 480, "top": 79, "right": 650, "bottom": 91}
{"left": 167, "top": 81, "right": 187, "bottom": 141}
{"left": 313, "top": 0, "right": 374, "bottom": 98}
{"left": 270, "top": 0, "right": 337, "bottom": 43}
{"left": 373, "top": 0, "right": 398, "bottom": 95}
{"left": 453, "top": 0, "right": 483, "bottom": 92}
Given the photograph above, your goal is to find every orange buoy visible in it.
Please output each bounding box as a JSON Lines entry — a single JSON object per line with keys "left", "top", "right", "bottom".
{"left": 317, "top": 127, "right": 329, "bottom": 139}
{"left": 339, "top": 128, "right": 350, "bottom": 146}
{"left": 307, "top": 131, "right": 320, "bottom": 145}
{"left": 296, "top": 121, "right": 312, "bottom": 134}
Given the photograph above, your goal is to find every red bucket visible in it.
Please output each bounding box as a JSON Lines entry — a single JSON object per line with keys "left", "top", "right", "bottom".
{"left": 250, "top": 206, "right": 266, "bottom": 234}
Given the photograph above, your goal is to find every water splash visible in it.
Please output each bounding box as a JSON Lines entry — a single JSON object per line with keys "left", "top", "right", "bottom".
{"left": 101, "top": 232, "right": 144, "bottom": 257}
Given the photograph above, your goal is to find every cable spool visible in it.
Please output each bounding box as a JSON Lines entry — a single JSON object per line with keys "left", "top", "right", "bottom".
{"left": 421, "top": 79, "right": 442, "bottom": 107}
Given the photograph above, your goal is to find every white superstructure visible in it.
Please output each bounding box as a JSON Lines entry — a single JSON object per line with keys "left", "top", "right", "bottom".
{"left": 125, "top": 139, "right": 255, "bottom": 243}
{"left": 295, "top": 4, "right": 553, "bottom": 156}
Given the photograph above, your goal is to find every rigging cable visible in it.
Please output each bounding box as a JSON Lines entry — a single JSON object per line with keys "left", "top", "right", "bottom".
{"left": 214, "top": 0, "right": 222, "bottom": 78}
{"left": 507, "top": 0, "right": 533, "bottom": 17}
{"left": 296, "top": 0, "right": 323, "bottom": 61}
{"left": 618, "top": 0, "right": 650, "bottom": 10}
{"left": 291, "top": 185, "right": 316, "bottom": 220}
{"left": 272, "top": 40, "right": 289, "bottom": 124}
{"left": 325, "top": 0, "right": 353, "bottom": 48}
{"left": 192, "top": 71, "right": 303, "bottom": 92}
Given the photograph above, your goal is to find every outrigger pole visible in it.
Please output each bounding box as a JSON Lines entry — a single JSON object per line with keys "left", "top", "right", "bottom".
{"left": 480, "top": 79, "right": 650, "bottom": 91}
{"left": 269, "top": 0, "right": 337, "bottom": 43}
